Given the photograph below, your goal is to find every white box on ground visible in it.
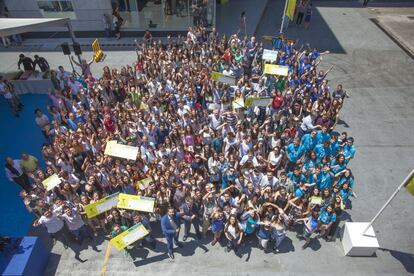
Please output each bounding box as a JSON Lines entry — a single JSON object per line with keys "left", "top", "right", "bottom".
{"left": 342, "top": 222, "right": 380, "bottom": 256}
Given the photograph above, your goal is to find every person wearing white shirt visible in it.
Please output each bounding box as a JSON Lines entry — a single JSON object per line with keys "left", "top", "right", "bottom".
{"left": 33, "top": 205, "right": 69, "bottom": 249}
{"left": 61, "top": 206, "right": 93, "bottom": 244}
{"left": 208, "top": 110, "right": 222, "bottom": 130}
{"left": 299, "top": 112, "right": 320, "bottom": 138}
{"left": 250, "top": 169, "right": 263, "bottom": 188}
{"left": 259, "top": 172, "right": 279, "bottom": 190}
{"left": 4, "top": 157, "right": 32, "bottom": 192}
{"left": 240, "top": 151, "right": 259, "bottom": 168}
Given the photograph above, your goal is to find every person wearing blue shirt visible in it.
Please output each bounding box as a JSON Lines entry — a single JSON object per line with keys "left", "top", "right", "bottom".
{"left": 161, "top": 207, "right": 184, "bottom": 259}
{"left": 314, "top": 141, "right": 332, "bottom": 163}
{"left": 301, "top": 130, "right": 318, "bottom": 152}
{"left": 343, "top": 137, "right": 356, "bottom": 164}
{"left": 340, "top": 182, "right": 354, "bottom": 209}
{"left": 330, "top": 154, "right": 347, "bottom": 174}
{"left": 287, "top": 167, "right": 307, "bottom": 189}
{"left": 286, "top": 138, "right": 302, "bottom": 172}
{"left": 316, "top": 127, "right": 331, "bottom": 145}
{"left": 337, "top": 169, "right": 355, "bottom": 188}
{"left": 330, "top": 135, "right": 340, "bottom": 156}
{"left": 221, "top": 168, "right": 237, "bottom": 190}
{"left": 318, "top": 205, "right": 337, "bottom": 238}
{"left": 240, "top": 209, "right": 260, "bottom": 235}
{"left": 318, "top": 164, "right": 333, "bottom": 190}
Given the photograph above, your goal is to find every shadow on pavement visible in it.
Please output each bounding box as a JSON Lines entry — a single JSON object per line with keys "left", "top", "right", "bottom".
{"left": 379, "top": 248, "right": 414, "bottom": 274}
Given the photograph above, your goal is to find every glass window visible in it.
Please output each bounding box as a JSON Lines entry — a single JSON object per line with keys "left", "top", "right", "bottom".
{"left": 111, "top": 0, "right": 215, "bottom": 30}
{"left": 37, "top": 1, "right": 76, "bottom": 19}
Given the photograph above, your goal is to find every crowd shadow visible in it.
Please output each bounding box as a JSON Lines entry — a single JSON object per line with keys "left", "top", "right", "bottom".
{"left": 43, "top": 253, "right": 61, "bottom": 276}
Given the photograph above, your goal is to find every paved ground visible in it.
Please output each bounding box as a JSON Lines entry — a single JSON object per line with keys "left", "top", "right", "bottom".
{"left": 2, "top": 0, "right": 414, "bottom": 275}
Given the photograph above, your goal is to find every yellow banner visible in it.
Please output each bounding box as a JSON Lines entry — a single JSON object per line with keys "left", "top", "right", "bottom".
{"left": 405, "top": 174, "right": 414, "bottom": 196}
{"left": 136, "top": 177, "right": 153, "bottom": 190}
{"left": 244, "top": 97, "right": 272, "bottom": 107}
{"left": 42, "top": 174, "right": 61, "bottom": 191}
{"left": 85, "top": 193, "right": 119, "bottom": 218}
{"left": 211, "top": 71, "right": 236, "bottom": 85}
{"left": 263, "top": 64, "right": 289, "bottom": 76}
{"left": 110, "top": 223, "right": 149, "bottom": 251}
{"left": 286, "top": 0, "right": 297, "bottom": 21}
{"left": 117, "top": 193, "right": 155, "bottom": 212}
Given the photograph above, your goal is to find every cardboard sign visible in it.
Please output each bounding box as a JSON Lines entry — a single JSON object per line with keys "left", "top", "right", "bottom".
{"left": 211, "top": 71, "right": 236, "bottom": 85}
{"left": 262, "top": 49, "right": 278, "bottom": 62}
{"left": 85, "top": 192, "right": 119, "bottom": 218}
{"left": 244, "top": 97, "right": 272, "bottom": 107}
{"left": 104, "top": 140, "right": 139, "bottom": 160}
{"left": 136, "top": 177, "right": 153, "bottom": 190}
{"left": 310, "top": 196, "right": 322, "bottom": 205}
{"left": 263, "top": 64, "right": 289, "bottom": 76}
{"left": 117, "top": 193, "right": 155, "bottom": 213}
{"left": 110, "top": 223, "right": 149, "bottom": 251}
{"left": 42, "top": 174, "right": 61, "bottom": 191}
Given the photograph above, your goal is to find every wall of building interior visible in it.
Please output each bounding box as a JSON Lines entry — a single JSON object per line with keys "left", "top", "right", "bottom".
{"left": 3, "top": 0, "right": 215, "bottom": 33}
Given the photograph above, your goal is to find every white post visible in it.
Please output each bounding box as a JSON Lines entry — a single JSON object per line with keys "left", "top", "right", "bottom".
{"left": 279, "top": 0, "right": 288, "bottom": 34}
{"left": 362, "top": 169, "right": 414, "bottom": 235}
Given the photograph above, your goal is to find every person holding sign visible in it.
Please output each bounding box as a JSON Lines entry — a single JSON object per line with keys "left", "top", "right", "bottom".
{"left": 161, "top": 206, "right": 184, "bottom": 259}
{"left": 132, "top": 212, "right": 157, "bottom": 249}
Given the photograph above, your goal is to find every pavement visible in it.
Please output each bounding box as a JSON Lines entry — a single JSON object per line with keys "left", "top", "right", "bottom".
{"left": 1, "top": 0, "right": 414, "bottom": 275}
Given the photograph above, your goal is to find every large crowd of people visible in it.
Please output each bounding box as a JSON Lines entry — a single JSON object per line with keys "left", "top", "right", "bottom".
{"left": 4, "top": 25, "right": 356, "bottom": 260}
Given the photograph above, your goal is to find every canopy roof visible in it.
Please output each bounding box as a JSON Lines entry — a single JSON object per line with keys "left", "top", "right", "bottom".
{"left": 0, "top": 18, "right": 70, "bottom": 37}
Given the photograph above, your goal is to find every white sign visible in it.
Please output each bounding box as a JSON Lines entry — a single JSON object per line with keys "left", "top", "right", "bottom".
{"left": 104, "top": 140, "right": 139, "bottom": 160}
{"left": 262, "top": 49, "right": 278, "bottom": 62}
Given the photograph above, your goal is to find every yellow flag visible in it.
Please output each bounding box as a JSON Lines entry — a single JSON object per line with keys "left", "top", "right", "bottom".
{"left": 405, "top": 174, "right": 414, "bottom": 196}
{"left": 286, "top": 0, "right": 297, "bottom": 21}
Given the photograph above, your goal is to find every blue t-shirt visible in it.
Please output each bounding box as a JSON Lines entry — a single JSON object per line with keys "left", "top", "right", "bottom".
{"left": 319, "top": 209, "right": 336, "bottom": 224}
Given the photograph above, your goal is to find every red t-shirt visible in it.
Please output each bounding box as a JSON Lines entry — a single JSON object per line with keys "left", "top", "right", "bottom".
{"left": 272, "top": 95, "right": 284, "bottom": 109}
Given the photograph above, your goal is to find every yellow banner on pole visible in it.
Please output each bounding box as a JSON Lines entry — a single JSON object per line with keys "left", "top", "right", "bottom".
{"left": 286, "top": 0, "right": 297, "bottom": 21}
{"left": 110, "top": 223, "right": 149, "bottom": 251}
{"left": 117, "top": 193, "right": 155, "bottom": 212}
{"left": 405, "top": 174, "right": 414, "bottom": 196}
{"left": 85, "top": 192, "right": 119, "bottom": 218}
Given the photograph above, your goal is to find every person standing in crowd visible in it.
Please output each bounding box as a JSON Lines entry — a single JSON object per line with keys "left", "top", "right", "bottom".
{"left": 238, "top": 11, "right": 247, "bottom": 37}
{"left": 103, "top": 13, "right": 111, "bottom": 37}
{"left": 161, "top": 206, "right": 184, "bottom": 259}
{"left": 5, "top": 157, "right": 32, "bottom": 192}
{"left": 18, "top": 54, "right": 35, "bottom": 72}
{"left": 33, "top": 205, "right": 69, "bottom": 249}
{"left": 295, "top": 0, "right": 306, "bottom": 25}
{"left": 61, "top": 205, "right": 94, "bottom": 244}
{"left": 112, "top": 9, "right": 123, "bottom": 40}
{"left": 304, "top": 3, "right": 312, "bottom": 29}
{"left": 0, "top": 76, "right": 23, "bottom": 117}
{"left": 33, "top": 55, "right": 50, "bottom": 72}
{"left": 20, "top": 152, "right": 40, "bottom": 174}
{"left": 70, "top": 56, "right": 94, "bottom": 78}
{"left": 34, "top": 108, "right": 50, "bottom": 141}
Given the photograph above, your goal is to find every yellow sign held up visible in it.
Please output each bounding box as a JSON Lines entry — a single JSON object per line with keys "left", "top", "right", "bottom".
{"left": 117, "top": 193, "right": 155, "bottom": 212}
{"left": 85, "top": 192, "right": 119, "bottom": 218}
{"left": 110, "top": 223, "right": 149, "bottom": 251}
{"left": 92, "top": 39, "right": 104, "bottom": 62}
{"left": 263, "top": 64, "right": 289, "bottom": 76}
{"left": 405, "top": 173, "right": 414, "bottom": 196}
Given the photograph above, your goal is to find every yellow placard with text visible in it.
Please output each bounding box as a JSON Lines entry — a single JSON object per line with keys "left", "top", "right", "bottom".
{"left": 110, "top": 223, "right": 149, "bottom": 251}
{"left": 85, "top": 192, "right": 119, "bottom": 218}
{"left": 136, "top": 177, "right": 153, "bottom": 190}
{"left": 244, "top": 97, "right": 272, "bottom": 107}
{"left": 117, "top": 193, "right": 155, "bottom": 213}
{"left": 42, "top": 174, "right": 61, "bottom": 191}
{"left": 263, "top": 64, "right": 289, "bottom": 76}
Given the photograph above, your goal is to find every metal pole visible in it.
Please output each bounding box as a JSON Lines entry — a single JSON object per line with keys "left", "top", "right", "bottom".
{"left": 66, "top": 21, "right": 82, "bottom": 64}
{"left": 362, "top": 169, "right": 414, "bottom": 235}
{"left": 279, "top": 0, "right": 288, "bottom": 34}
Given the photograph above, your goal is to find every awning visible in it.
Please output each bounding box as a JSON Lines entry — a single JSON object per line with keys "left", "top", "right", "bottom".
{"left": 0, "top": 18, "right": 70, "bottom": 37}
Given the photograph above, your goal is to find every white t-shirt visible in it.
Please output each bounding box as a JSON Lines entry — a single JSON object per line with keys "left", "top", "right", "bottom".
{"left": 226, "top": 223, "right": 242, "bottom": 239}
{"left": 39, "top": 214, "right": 64, "bottom": 234}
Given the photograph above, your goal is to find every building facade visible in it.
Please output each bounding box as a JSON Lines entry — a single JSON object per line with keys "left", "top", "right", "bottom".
{"left": 2, "top": 0, "right": 215, "bottom": 34}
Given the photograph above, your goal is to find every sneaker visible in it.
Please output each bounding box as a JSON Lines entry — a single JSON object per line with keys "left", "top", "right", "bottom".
{"left": 211, "top": 239, "right": 217, "bottom": 246}
{"left": 123, "top": 250, "right": 129, "bottom": 257}
{"left": 168, "top": 252, "right": 174, "bottom": 259}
